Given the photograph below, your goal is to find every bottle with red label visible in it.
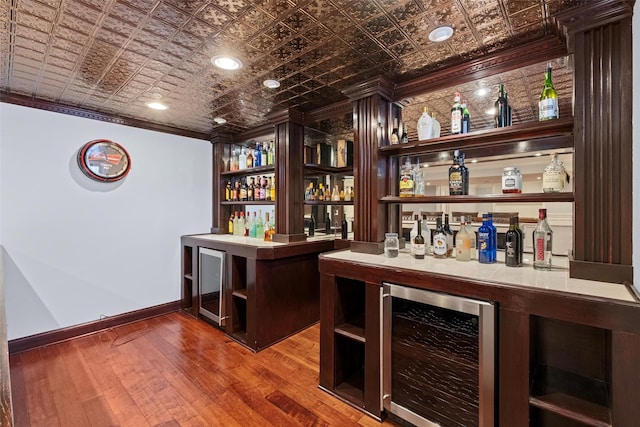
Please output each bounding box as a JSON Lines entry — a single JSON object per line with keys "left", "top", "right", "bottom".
{"left": 533, "top": 208, "right": 553, "bottom": 270}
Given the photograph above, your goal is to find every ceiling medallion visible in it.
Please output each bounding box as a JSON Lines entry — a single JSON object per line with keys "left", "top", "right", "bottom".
{"left": 429, "top": 25, "right": 454, "bottom": 42}
{"left": 211, "top": 55, "right": 243, "bottom": 70}
{"left": 263, "top": 79, "right": 281, "bottom": 89}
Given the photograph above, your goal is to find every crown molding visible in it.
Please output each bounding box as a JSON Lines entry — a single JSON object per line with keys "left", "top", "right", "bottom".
{"left": 342, "top": 76, "right": 395, "bottom": 102}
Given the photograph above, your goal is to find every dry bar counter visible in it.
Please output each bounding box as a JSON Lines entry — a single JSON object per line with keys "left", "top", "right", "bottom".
{"left": 318, "top": 249, "right": 640, "bottom": 427}
{"left": 181, "top": 233, "right": 336, "bottom": 352}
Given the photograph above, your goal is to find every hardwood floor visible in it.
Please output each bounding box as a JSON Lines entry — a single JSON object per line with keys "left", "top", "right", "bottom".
{"left": 9, "top": 312, "right": 396, "bottom": 427}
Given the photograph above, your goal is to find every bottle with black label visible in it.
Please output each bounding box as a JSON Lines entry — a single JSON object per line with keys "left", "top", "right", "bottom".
{"left": 505, "top": 216, "right": 522, "bottom": 267}
{"left": 450, "top": 92, "right": 463, "bottom": 135}
{"left": 443, "top": 214, "right": 454, "bottom": 257}
{"left": 448, "top": 150, "right": 469, "bottom": 195}
{"left": 432, "top": 217, "right": 448, "bottom": 259}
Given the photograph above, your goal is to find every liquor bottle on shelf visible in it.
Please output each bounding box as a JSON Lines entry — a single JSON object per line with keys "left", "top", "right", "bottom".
{"left": 232, "top": 211, "right": 239, "bottom": 236}
{"left": 318, "top": 183, "right": 324, "bottom": 201}
{"left": 409, "top": 214, "right": 419, "bottom": 255}
{"left": 324, "top": 184, "right": 331, "bottom": 201}
{"left": 263, "top": 211, "right": 272, "bottom": 241}
{"left": 487, "top": 213, "right": 497, "bottom": 262}
{"left": 432, "top": 217, "right": 447, "bottom": 259}
{"left": 254, "top": 143, "right": 262, "bottom": 167}
{"left": 238, "top": 212, "right": 246, "bottom": 237}
{"left": 349, "top": 186, "right": 354, "bottom": 200}
{"left": 417, "top": 107, "right": 433, "bottom": 141}
{"left": 515, "top": 216, "right": 524, "bottom": 262}
{"left": 341, "top": 214, "right": 348, "bottom": 239}
{"left": 455, "top": 216, "right": 471, "bottom": 262}
{"left": 533, "top": 208, "right": 553, "bottom": 270}
{"left": 450, "top": 92, "right": 463, "bottom": 135}
{"left": 239, "top": 148, "right": 247, "bottom": 170}
{"left": 246, "top": 149, "right": 254, "bottom": 169}
{"left": 421, "top": 214, "right": 431, "bottom": 254}
{"left": 247, "top": 177, "right": 255, "bottom": 201}
{"left": 248, "top": 212, "right": 257, "bottom": 238}
{"left": 413, "top": 218, "right": 425, "bottom": 259}
{"left": 494, "top": 84, "right": 509, "bottom": 128}
{"left": 268, "top": 142, "right": 275, "bottom": 165}
{"left": 225, "top": 181, "right": 232, "bottom": 201}
{"left": 344, "top": 186, "right": 351, "bottom": 201}
{"left": 478, "top": 214, "right": 492, "bottom": 264}
{"left": 231, "top": 148, "right": 239, "bottom": 171}
{"left": 339, "top": 187, "right": 345, "bottom": 201}
{"left": 505, "top": 216, "right": 522, "bottom": 267}
{"left": 399, "top": 157, "right": 415, "bottom": 197}
{"left": 443, "top": 214, "right": 454, "bottom": 257}
{"left": 400, "top": 122, "right": 409, "bottom": 144}
{"left": 240, "top": 179, "right": 248, "bottom": 201}
{"left": 461, "top": 100, "right": 471, "bottom": 134}
{"left": 465, "top": 218, "right": 476, "bottom": 260}
{"left": 431, "top": 113, "right": 441, "bottom": 138}
{"left": 229, "top": 212, "right": 235, "bottom": 234}
{"left": 244, "top": 212, "right": 251, "bottom": 237}
{"left": 325, "top": 213, "right": 331, "bottom": 234}
{"left": 542, "top": 154, "right": 567, "bottom": 192}
{"left": 331, "top": 185, "right": 340, "bottom": 201}
{"left": 233, "top": 181, "right": 240, "bottom": 201}
{"left": 539, "top": 66, "right": 559, "bottom": 121}
{"left": 255, "top": 211, "right": 264, "bottom": 239}
{"left": 448, "top": 150, "right": 469, "bottom": 195}
{"left": 308, "top": 214, "right": 315, "bottom": 237}
{"left": 390, "top": 118, "right": 400, "bottom": 145}
{"left": 270, "top": 176, "right": 276, "bottom": 201}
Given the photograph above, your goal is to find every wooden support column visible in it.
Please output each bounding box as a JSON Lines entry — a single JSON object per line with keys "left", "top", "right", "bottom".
{"left": 343, "top": 77, "right": 394, "bottom": 254}
{"left": 270, "top": 109, "right": 307, "bottom": 243}
{"left": 556, "top": 0, "right": 634, "bottom": 283}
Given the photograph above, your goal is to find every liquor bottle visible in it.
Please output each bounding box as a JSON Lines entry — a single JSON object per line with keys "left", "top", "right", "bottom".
{"left": 431, "top": 113, "right": 441, "bottom": 138}
{"left": 421, "top": 214, "right": 431, "bottom": 254}
{"left": 331, "top": 185, "right": 340, "bottom": 201}
{"left": 270, "top": 176, "right": 276, "bottom": 201}
{"left": 515, "top": 216, "right": 524, "bottom": 262}
{"left": 240, "top": 179, "right": 248, "bottom": 201}
{"left": 455, "top": 216, "right": 471, "bottom": 261}
{"left": 494, "top": 84, "right": 509, "bottom": 128}
{"left": 308, "top": 215, "right": 315, "bottom": 237}
{"left": 324, "top": 184, "right": 331, "bottom": 201}
{"left": 344, "top": 186, "right": 351, "bottom": 201}
{"left": 390, "top": 118, "right": 400, "bottom": 145}
{"left": 232, "top": 211, "right": 239, "bottom": 236}
{"left": 400, "top": 122, "right": 409, "bottom": 144}
{"left": 318, "top": 183, "right": 324, "bottom": 201}
{"left": 450, "top": 92, "right": 463, "bottom": 135}
{"left": 505, "top": 216, "right": 522, "bottom": 267}
{"left": 325, "top": 213, "right": 331, "bottom": 234}
{"left": 432, "top": 217, "right": 448, "bottom": 259}
{"left": 443, "top": 214, "right": 454, "bottom": 257}
{"left": 231, "top": 148, "right": 239, "bottom": 171}
{"left": 225, "top": 181, "right": 232, "bottom": 201}
{"left": 263, "top": 142, "right": 270, "bottom": 165}
{"left": 413, "top": 219, "right": 426, "bottom": 259}
{"left": 264, "top": 211, "right": 272, "bottom": 241}
{"left": 487, "top": 213, "right": 497, "bottom": 262}
{"left": 254, "top": 143, "right": 262, "bottom": 167}
{"left": 466, "top": 218, "right": 476, "bottom": 260}
{"left": 229, "top": 212, "right": 235, "bottom": 234}
{"left": 246, "top": 149, "right": 254, "bottom": 169}
{"left": 349, "top": 187, "right": 354, "bottom": 200}
{"left": 268, "top": 210, "right": 276, "bottom": 238}
{"left": 542, "top": 154, "right": 567, "bottom": 192}
{"left": 461, "top": 100, "right": 471, "bottom": 134}
{"left": 233, "top": 180, "right": 240, "bottom": 201}
{"left": 238, "top": 148, "right": 247, "bottom": 170}
{"left": 448, "top": 150, "right": 469, "bottom": 195}
{"left": 339, "top": 187, "right": 345, "bottom": 201}
{"left": 399, "top": 157, "right": 415, "bottom": 197}
{"left": 238, "top": 212, "right": 246, "bottom": 237}
{"left": 539, "top": 66, "right": 559, "bottom": 121}
{"left": 533, "top": 208, "right": 553, "bottom": 270}
{"left": 341, "top": 214, "right": 348, "bottom": 239}
{"left": 247, "top": 177, "right": 255, "bottom": 201}
{"left": 244, "top": 211, "right": 250, "bottom": 237}
{"left": 417, "top": 107, "right": 433, "bottom": 141}
{"left": 248, "top": 212, "right": 257, "bottom": 238}
{"left": 269, "top": 142, "right": 275, "bottom": 165}
{"left": 255, "top": 211, "right": 264, "bottom": 239}
{"left": 409, "top": 214, "right": 419, "bottom": 255}
{"left": 477, "top": 214, "right": 492, "bottom": 264}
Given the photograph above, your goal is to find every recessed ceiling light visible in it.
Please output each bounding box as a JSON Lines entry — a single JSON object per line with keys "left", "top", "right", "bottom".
{"left": 535, "top": 153, "right": 543, "bottom": 157}
{"left": 263, "top": 79, "right": 281, "bottom": 89}
{"left": 486, "top": 108, "right": 496, "bottom": 115}
{"left": 429, "top": 25, "right": 454, "bottom": 42}
{"left": 213, "top": 117, "right": 227, "bottom": 124}
{"left": 147, "top": 102, "right": 168, "bottom": 110}
{"left": 471, "top": 159, "right": 478, "bottom": 163}
{"left": 476, "top": 88, "right": 488, "bottom": 96}
{"left": 211, "top": 55, "right": 243, "bottom": 70}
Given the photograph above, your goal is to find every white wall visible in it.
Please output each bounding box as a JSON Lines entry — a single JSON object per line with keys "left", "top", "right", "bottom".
{"left": 0, "top": 103, "right": 212, "bottom": 340}
{"left": 634, "top": 2, "right": 639, "bottom": 289}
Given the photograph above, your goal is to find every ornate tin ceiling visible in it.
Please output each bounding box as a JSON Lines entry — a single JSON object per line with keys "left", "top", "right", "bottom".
{"left": 1, "top": 0, "right": 582, "bottom": 137}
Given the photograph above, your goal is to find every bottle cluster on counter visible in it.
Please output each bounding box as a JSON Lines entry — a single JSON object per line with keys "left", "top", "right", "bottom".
{"left": 226, "top": 141, "right": 275, "bottom": 171}
{"left": 225, "top": 175, "right": 275, "bottom": 202}
{"left": 394, "top": 209, "right": 554, "bottom": 270}
{"left": 304, "top": 180, "right": 353, "bottom": 201}
{"left": 228, "top": 210, "right": 275, "bottom": 241}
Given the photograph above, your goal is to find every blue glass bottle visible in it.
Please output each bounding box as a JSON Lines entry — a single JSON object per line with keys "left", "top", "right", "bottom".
{"left": 478, "top": 214, "right": 492, "bottom": 264}
{"left": 487, "top": 213, "right": 498, "bottom": 262}
{"left": 254, "top": 143, "right": 262, "bottom": 167}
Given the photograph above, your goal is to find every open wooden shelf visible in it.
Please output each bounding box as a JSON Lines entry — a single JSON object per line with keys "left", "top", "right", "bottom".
{"left": 335, "top": 314, "right": 366, "bottom": 343}
{"left": 304, "top": 200, "right": 353, "bottom": 206}
{"left": 304, "top": 164, "right": 353, "bottom": 175}
{"left": 232, "top": 289, "right": 247, "bottom": 300}
{"left": 334, "top": 368, "right": 365, "bottom": 406}
{"left": 221, "top": 200, "right": 275, "bottom": 205}
{"left": 529, "top": 365, "right": 611, "bottom": 427}
{"left": 381, "top": 192, "right": 574, "bottom": 204}
{"left": 221, "top": 165, "right": 275, "bottom": 177}
{"left": 184, "top": 273, "right": 193, "bottom": 280}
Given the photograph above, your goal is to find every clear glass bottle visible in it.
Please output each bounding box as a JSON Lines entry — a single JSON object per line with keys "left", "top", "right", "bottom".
{"left": 331, "top": 184, "right": 340, "bottom": 201}
{"left": 431, "top": 113, "right": 441, "bottom": 138}
{"left": 455, "top": 216, "right": 471, "bottom": 261}
{"left": 254, "top": 143, "right": 262, "bottom": 167}
{"left": 542, "top": 154, "right": 567, "bottom": 192}
{"left": 400, "top": 122, "right": 409, "bottom": 144}
{"left": 413, "top": 219, "right": 425, "bottom": 259}
{"left": 466, "top": 218, "right": 476, "bottom": 260}
{"left": 432, "top": 217, "right": 448, "bottom": 259}
{"left": 417, "top": 107, "right": 433, "bottom": 141}
{"left": 450, "top": 92, "right": 463, "bottom": 135}
{"left": 539, "top": 66, "right": 559, "bottom": 121}
{"left": 505, "top": 216, "right": 522, "bottom": 267}
{"left": 399, "top": 157, "right": 415, "bottom": 197}
{"left": 384, "top": 233, "right": 399, "bottom": 258}
{"left": 264, "top": 211, "right": 272, "bottom": 241}
{"left": 502, "top": 167, "right": 522, "bottom": 193}
{"left": 421, "top": 214, "right": 431, "bottom": 255}
{"left": 390, "top": 118, "right": 400, "bottom": 145}
{"left": 533, "top": 208, "right": 553, "bottom": 270}
{"left": 255, "top": 210, "right": 264, "bottom": 239}
{"left": 409, "top": 214, "right": 418, "bottom": 255}
{"left": 238, "top": 147, "right": 247, "bottom": 170}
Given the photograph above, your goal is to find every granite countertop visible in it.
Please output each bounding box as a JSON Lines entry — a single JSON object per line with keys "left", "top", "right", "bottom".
{"left": 185, "top": 232, "right": 341, "bottom": 247}
{"left": 322, "top": 249, "right": 637, "bottom": 303}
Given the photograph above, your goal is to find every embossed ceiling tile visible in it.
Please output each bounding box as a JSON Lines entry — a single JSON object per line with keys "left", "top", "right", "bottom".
{"left": 46, "top": 54, "right": 76, "bottom": 70}
{"left": 145, "top": 17, "right": 178, "bottom": 38}
{"left": 131, "top": 72, "right": 158, "bottom": 86}
{"left": 299, "top": 24, "right": 329, "bottom": 44}
{"left": 543, "top": 0, "right": 582, "bottom": 15}
{"left": 282, "top": 10, "right": 313, "bottom": 31}
{"left": 185, "top": 17, "right": 219, "bottom": 39}
{"left": 247, "top": 33, "right": 278, "bottom": 51}
{"left": 211, "top": 0, "right": 250, "bottom": 16}
{"left": 302, "top": 0, "right": 336, "bottom": 20}
{"left": 364, "top": 14, "right": 393, "bottom": 36}
{"left": 171, "top": 31, "right": 203, "bottom": 51}
{"left": 505, "top": 0, "right": 539, "bottom": 14}
{"left": 476, "top": 23, "right": 510, "bottom": 44}
{"left": 127, "top": 40, "right": 156, "bottom": 57}
{"left": 109, "top": 2, "right": 150, "bottom": 24}
{"left": 386, "top": 0, "right": 421, "bottom": 23}
{"left": 377, "top": 29, "right": 406, "bottom": 47}
{"left": 51, "top": 36, "right": 83, "bottom": 54}
{"left": 14, "top": 43, "right": 47, "bottom": 59}
{"left": 66, "top": 0, "right": 103, "bottom": 23}
{"left": 13, "top": 56, "right": 47, "bottom": 72}
{"left": 102, "top": 15, "right": 138, "bottom": 36}
{"left": 59, "top": 12, "right": 96, "bottom": 35}
{"left": 239, "top": 7, "right": 272, "bottom": 30}
{"left": 17, "top": 0, "right": 57, "bottom": 21}
{"left": 96, "top": 29, "right": 130, "bottom": 46}
{"left": 16, "top": 12, "right": 54, "bottom": 33}
{"left": 53, "top": 25, "right": 90, "bottom": 44}
{"left": 319, "top": 10, "right": 352, "bottom": 32}
{"left": 226, "top": 22, "right": 253, "bottom": 41}
{"left": 287, "top": 36, "right": 309, "bottom": 53}
{"left": 388, "top": 40, "right": 416, "bottom": 57}
{"left": 199, "top": 4, "right": 231, "bottom": 28}
{"left": 423, "top": 1, "right": 458, "bottom": 26}
{"left": 153, "top": 2, "right": 190, "bottom": 26}
{"left": 75, "top": 0, "right": 109, "bottom": 11}
{"left": 264, "top": 22, "right": 293, "bottom": 44}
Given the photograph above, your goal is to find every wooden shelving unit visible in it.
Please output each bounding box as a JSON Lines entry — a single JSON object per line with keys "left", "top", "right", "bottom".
{"left": 381, "top": 192, "right": 574, "bottom": 204}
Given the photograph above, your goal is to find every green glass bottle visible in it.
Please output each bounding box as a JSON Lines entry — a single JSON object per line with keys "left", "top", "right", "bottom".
{"left": 538, "top": 66, "right": 559, "bottom": 121}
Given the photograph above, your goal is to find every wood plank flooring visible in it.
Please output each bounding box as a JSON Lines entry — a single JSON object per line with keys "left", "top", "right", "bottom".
{"left": 9, "top": 312, "right": 397, "bottom": 427}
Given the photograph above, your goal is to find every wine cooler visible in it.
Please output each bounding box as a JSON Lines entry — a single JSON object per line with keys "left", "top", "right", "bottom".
{"left": 381, "top": 283, "right": 495, "bottom": 427}
{"left": 199, "top": 248, "right": 225, "bottom": 326}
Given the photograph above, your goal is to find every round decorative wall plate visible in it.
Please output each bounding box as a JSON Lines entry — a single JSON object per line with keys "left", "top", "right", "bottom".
{"left": 77, "top": 139, "right": 131, "bottom": 182}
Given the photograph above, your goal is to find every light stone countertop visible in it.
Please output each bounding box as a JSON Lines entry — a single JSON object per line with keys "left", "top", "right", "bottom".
{"left": 186, "top": 232, "right": 340, "bottom": 247}
{"left": 322, "top": 249, "right": 637, "bottom": 303}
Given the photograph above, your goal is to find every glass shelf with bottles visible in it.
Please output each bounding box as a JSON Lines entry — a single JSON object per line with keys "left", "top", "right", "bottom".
{"left": 304, "top": 175, "right": 354, "bottom": 205}
{"left": 223, "top": 174, "right": 277, "bottom": 204}
{"left": 384, "top": 149, "right": 573, "bottom": 204}
{"left": 223, "top": 139, "right": 276, "bottom": 175}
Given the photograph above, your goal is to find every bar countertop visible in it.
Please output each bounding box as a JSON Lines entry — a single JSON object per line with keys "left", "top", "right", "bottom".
{"left": 321, "top": 249, "right": 638, "bottom": 303}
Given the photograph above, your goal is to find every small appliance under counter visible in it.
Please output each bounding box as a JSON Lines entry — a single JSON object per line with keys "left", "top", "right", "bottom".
{"left": 181, "top": 233, "right": 336, "bottom": 351}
